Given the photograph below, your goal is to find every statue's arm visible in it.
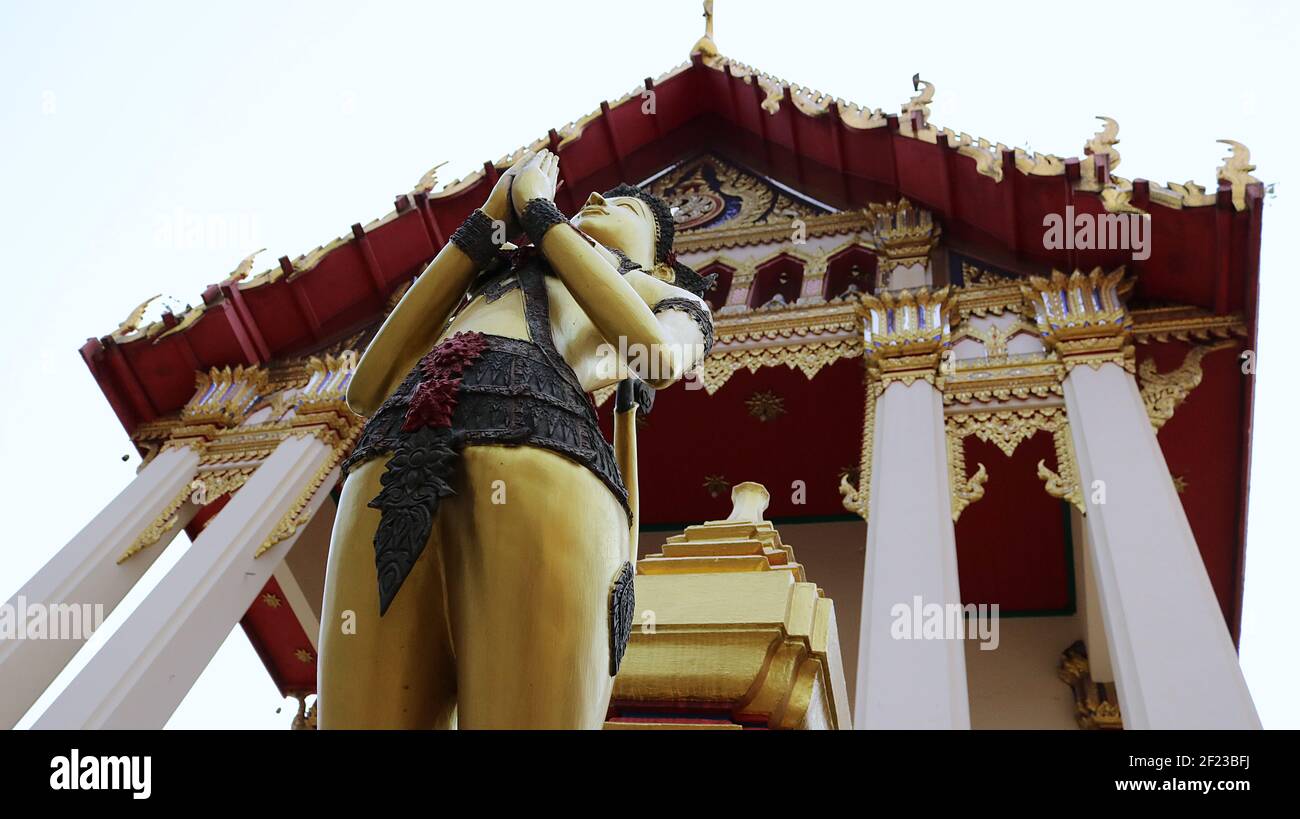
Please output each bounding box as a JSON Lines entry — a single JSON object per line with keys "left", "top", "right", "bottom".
{"left": 536, "top": 228, "right": 685, "bottom": 378}
{"left": 346, "top": 239, "right": 480, "bottom": 417}
{"left": 346, "top": 153, "right": 532, "bottom": 416}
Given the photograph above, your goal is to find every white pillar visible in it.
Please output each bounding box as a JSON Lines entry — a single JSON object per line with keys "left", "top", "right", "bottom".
{"left": 33, "top": 433, "right": 336, "bottom": 729}
{"left": 1064, "top": 362, "right": 1260, "bottom": 729}
{"left": 0, "top": 444, "right": 200, "bottom": 728}
{"left": 855, "top": 379, "right": 970, "bottom": 729}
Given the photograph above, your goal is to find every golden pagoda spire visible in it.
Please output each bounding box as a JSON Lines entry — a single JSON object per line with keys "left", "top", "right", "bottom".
{"left": 691, "top": 0, "right": 719, "bottom": 58}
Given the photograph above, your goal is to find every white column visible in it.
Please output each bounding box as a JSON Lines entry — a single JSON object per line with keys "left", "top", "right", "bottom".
{"left": 1064, "top": 362, "right": 1260, "bottom": 729}
{"left": 0, "top": 444, "right": 200, "bottom": 728}
{"left": 33, "top": 433, "right": 336, "bottom": 729}
{"left": 855, "top": 379, "right": 970, "bottom": 729}
{"left": 1070, "top": 507, "right": 1114, "bottom": 683}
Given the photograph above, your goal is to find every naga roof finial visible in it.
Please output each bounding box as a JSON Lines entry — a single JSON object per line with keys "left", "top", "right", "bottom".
{"left": 691, "top": 0, "right": 719, "bottom": 59}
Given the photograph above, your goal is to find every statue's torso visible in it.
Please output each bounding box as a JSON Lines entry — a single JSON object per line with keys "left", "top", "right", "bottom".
{"left": 436, "top": 253, "right": 663, "bottom": 392}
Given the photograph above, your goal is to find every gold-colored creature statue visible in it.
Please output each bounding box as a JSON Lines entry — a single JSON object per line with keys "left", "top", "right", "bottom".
{"left": 318, "top": 150, "right": 714, "bottom": 728}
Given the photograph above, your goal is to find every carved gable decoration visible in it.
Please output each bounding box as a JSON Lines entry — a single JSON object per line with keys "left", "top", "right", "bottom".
{"left": 646, "top": 154, "right": 827, "bottom": 233}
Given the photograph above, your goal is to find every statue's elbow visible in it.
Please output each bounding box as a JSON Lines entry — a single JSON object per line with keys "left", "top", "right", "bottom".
{"left": 345, "top": 379, "right": 379, "bottom": 418}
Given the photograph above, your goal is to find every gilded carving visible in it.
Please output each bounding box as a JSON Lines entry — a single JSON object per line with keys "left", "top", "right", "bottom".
{"left": 116, "top": 483, "right": 193, "bottom": 564}
{"left": 183, "top": 364, "right": 270, "bottom": 427}
{"left": 946, "top": 407, "right": 1084, "bottom": 514}
{"left": 865, "top": 198, "right": 940, "bottom": 277}
{"left": 839, "top": 375, "right": 876, "bottom": 520}
{"left": 700, "top": 338, "right": 860, "bottom": 395}
{"left": 1217, "top": 140, "right": 1261, "bottom": 212}
{"left": 745, "top": 390, "right": 786, "bottom": 422}
{"left": 859, "top": 286, "right": 952, "bottom": 384}
{"left": 1138, "top": 340, "right": 1236, "bottom": 430}
{"left": 255, "top": 426, "right": 358, "bottom": 558}
{"left": 947, "top": 431, "right": 988, "bottom": 522}
{"left": 1058, "top": 641, "right": 1123, "bottom": 730}
{"left": 1020, "top": 267, "right": 1135, "bottom": 373}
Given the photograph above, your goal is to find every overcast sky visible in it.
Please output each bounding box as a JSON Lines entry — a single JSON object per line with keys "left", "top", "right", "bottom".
{"left": 1, "top": 0, "right": 1296, "bottom": 729}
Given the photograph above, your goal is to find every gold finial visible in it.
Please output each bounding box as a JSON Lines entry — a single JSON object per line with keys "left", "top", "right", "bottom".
{"left": 115, "top": 293, "right": 162, "bottom": 337}
{"left": 226, "top": 248, "right": 265, "bottom": 283}
{"left": 691, "top": 0, "right": 718, "bottom": 58}
{"left": 1084, "top": 115, "right": 1121, "bottom": 176}
{"left": 413, "top": 160, "right": 449, "bottom": 195}
{"left": 1216, "top": 139, "right": 1260, "bottom": 211}
{"left": 724, "top": 481, "right": 770, "bottom": 524}
{"left": 903, "top": 74, "right": 934, "bottom": 119}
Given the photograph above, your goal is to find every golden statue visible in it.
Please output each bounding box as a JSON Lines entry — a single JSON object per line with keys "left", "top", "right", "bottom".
{"left": 318, "top": 150, "right": 715, "bottom": 728}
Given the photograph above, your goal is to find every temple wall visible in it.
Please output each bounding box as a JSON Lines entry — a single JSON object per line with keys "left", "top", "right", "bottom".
{"left": 964, "top": 616, "right": 1082, "bottom": 729}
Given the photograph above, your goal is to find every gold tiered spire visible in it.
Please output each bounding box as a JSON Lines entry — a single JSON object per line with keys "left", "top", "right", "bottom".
{"left": 610, "top": 481, "right": 850, "bottom": 729}
{"left": 637, "top": 482, "right": 806, "bottom": 581}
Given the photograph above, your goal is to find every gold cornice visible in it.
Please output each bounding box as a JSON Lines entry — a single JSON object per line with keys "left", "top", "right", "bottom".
{"left": 941, "top": 352, "right": 1065, "bottom": 406}
{"left": 700, "top": 337, "right": 861, "bottom": 395}
{"left": 713, "top": 299, "right": 859, "bottom": 342}
{"left": 673, "top": 211, "right": 869, "bottom": 253}
{"left": 1130, "top": 307, "right": 1248, "bottom": 344}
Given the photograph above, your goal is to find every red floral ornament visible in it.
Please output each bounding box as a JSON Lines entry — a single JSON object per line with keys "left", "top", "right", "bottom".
{"left": 403, "top": 331, "right": 488, "bottom": 432}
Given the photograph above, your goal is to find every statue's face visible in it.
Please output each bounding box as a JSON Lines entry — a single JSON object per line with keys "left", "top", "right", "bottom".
{"left": 570, "top": 192, "right": 655, "bottom": 267}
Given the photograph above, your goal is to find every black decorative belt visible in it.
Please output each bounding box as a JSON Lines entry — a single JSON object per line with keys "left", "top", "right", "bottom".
{"left": 341, "top": 331, "right": 629, "bottom": 615}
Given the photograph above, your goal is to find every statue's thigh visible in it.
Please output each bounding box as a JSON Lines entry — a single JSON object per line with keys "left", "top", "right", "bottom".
{"left": 317, "top": 456, "right": 457, "bottom": 729}
{"left": 444, "top": 445, "right": 628, "bottom": 729}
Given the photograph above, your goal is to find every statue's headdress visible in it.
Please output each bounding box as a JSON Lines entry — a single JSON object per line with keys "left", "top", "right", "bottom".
{"left": 602, "top": 184, "right": 717, "bottom": 300}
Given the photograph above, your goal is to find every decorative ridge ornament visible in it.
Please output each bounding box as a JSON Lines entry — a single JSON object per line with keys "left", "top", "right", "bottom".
{"left": 1082, "top": 116, "right": 1121, "bottom": 186}
{"left": 690, "top": 0, "right": 719, "bottom": 61}
{"left": 1216, "top": 140, "right": 1261, "bottom": 212}
{"left": 225, "top": 248, "right": 266, "bottom": 284}
{"left": 900, "top": 75, "right": 935, "bottom": 138}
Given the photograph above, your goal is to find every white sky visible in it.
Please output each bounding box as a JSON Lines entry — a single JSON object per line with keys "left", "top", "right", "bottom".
{"left": 1, "top": 0, "right": 1296, "bottom": 729}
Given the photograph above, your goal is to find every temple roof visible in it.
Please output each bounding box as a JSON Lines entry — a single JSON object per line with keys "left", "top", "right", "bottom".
{"left": 84, "top": 29, "right": 1265, "bottom": 432}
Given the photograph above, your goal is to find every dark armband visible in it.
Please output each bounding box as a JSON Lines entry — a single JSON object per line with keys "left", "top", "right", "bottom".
{"left": 652, "top": 297, "right": 715, "bottom": 357}
{"left": 520, "top": 198, "right": 568, "bottom": 246}
{"left": 449, "top": 209, "right": 502, "bottom": 269}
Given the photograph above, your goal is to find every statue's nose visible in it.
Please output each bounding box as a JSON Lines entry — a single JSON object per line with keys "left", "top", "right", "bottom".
{"left": 585, "top": 192, "right": 607, "bottom": 207}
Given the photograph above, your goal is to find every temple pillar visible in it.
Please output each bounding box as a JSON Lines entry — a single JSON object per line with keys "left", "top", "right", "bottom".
{"left": 32, "top": 432, "right": 337, "bottom": 729}
{"left": 0, "top": 442, "right": 201, "bottom": 729}
{"left": 1026, "top": 269, "right": 1260, "bottom": 729}
{"left": 847, "top": 287, "right": 970, "bottom": 729}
